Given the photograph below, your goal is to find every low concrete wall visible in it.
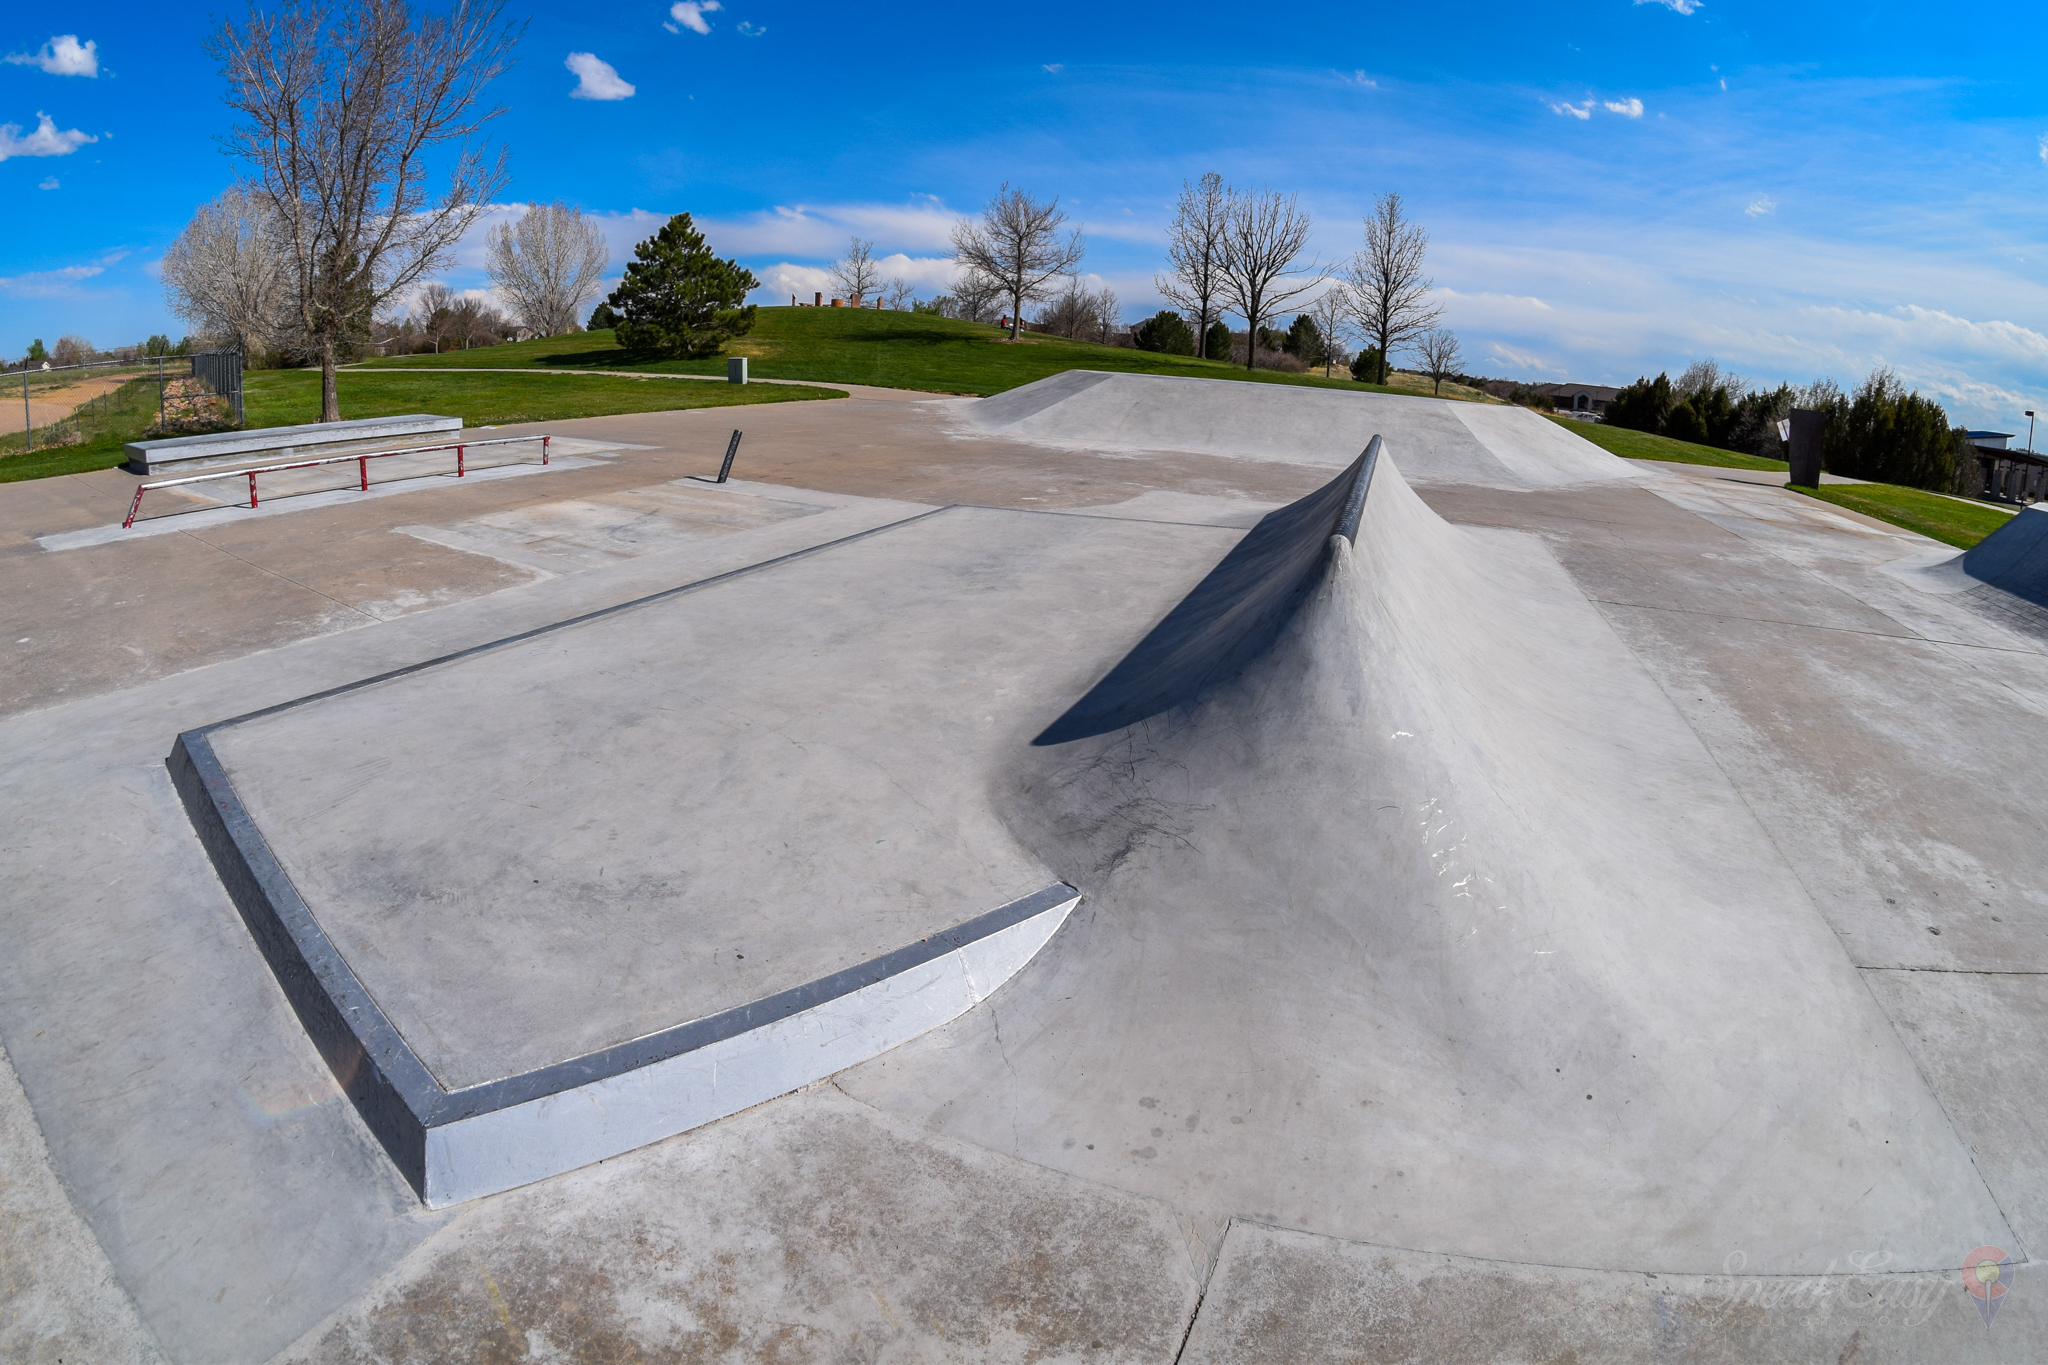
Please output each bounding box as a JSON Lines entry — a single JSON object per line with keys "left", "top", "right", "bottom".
{"left": 125, "top": 413, "right": 461, "bottom": 475}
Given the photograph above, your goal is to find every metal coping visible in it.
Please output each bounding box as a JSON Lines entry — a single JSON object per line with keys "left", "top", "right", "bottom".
{"left": 166, "top": 502, "right": 1076, "bottom": 1198}
{"left": 1335, "top": 434, "right": 1384, "bottom": 545}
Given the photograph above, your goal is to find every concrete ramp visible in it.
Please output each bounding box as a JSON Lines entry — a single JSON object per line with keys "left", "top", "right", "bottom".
{"left": 844, "top": 442, "right": 2008, "bottom": 1275}
{"left": 960, "top": 370, "right": 1639, "bottom": 489}
{"left": 1882, "top": 504, "right": 2048, "bottom": 639}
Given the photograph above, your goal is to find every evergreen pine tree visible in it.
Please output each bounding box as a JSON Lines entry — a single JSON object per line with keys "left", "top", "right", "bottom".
{"left": 607, "top": 214, "right": 759, "bottom": 358}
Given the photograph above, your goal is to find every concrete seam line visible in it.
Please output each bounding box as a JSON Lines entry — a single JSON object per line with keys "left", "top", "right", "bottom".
{"left": 191, "top": 505, "right": 954, "bottom": 737}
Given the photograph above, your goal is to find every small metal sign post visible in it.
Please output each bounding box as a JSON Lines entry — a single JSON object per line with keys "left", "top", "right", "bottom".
{"left": 717, "top": 429, "right": 743, "bottom": 483}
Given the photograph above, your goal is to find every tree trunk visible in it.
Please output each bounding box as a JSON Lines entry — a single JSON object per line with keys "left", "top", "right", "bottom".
{"left": 1245, "top": 297, "right": 1258, "bottom": 371}
{"left": 319, "top": 337, "right": 341, "bottom": 422}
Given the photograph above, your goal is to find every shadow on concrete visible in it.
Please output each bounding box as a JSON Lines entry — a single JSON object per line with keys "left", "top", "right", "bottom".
{"left": 1033, "top": 442, "right": 1378, "bottom": 745}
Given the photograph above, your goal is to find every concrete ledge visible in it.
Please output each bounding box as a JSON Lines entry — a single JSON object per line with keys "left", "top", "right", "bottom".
{"left": 124, "top": 414, "right": 461, "bottom": 475}
{"left": 173, "top": 725, "right": 1076, "bottom": 1206}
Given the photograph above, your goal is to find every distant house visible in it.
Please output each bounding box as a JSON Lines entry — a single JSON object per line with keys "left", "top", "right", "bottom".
{"left": 1533, "top": 382, "right": 1621, "bottom": 415}
{"left": 1963, "top": 432, "right": 2047, "bottom": 503}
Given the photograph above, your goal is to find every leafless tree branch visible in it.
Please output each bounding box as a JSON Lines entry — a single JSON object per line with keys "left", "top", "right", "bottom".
{"left": 1215, "top": 187, "right": 1322, "bottom": 372}
{"left": 208, "top": 0, "right": 520, "bottom": 419}
{"left": 1157, "top": 172, "right": 1229, "bottom": 359}
{"left": 1346, "top": 192, "right": 1441, "bottom": 385}
{"left": 485, "top": 201, "right": 608, "bottom": 337}
{"left": 950, "top": 184, "right": 1085, "bottom": 340}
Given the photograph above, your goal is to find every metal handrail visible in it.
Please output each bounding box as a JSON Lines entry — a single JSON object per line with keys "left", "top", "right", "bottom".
{"left": 123, "top": 433, "right": 550, "bottom": 529}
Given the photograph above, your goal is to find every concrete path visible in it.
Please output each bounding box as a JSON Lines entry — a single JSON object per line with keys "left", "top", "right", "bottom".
{"left": 4, "top": 373, "right": 2046, "bottom": 1360}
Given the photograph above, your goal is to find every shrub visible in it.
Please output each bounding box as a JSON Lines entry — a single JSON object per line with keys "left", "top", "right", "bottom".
{"left": 586, "top": 300, "right": 619, "bottom": 331}
{"left": 1133, "top": 309, "right": 1197, "bottom": 355}
{"left": 1350, "top": 347, "right": 1383, "bottom": 383}
{"left": 1828, "top": 370, "right": 1956, "bottom": 491}
{"left": 1204, "top": 320, "right": 1232, "bottom": 362}
{"left": 607, "top": 213, "right": 758, "bottom": 358}
{"left": 1284, "top": 314, "right": 1325, "bottom": 364}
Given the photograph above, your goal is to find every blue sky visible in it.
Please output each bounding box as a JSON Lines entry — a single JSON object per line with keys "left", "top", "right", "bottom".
{"left": 5, "top": 1, "right": 2048, "bottom": 427}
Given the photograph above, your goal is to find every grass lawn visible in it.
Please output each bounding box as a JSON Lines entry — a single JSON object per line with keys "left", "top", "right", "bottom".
{"left": 0, "top": 369, "right": 843, "bottom": 484}
{"left": 242, "top": 368, "right": 842, "bottom": 428}
{"left": 1547, "top": 414, "right": 1789, "bottom": 471}
{"left": 362, "top": 305, "right": 1503, "bottom": 403}
{"left": 1789, "top": 482, "right": 2016, "bottom": 550}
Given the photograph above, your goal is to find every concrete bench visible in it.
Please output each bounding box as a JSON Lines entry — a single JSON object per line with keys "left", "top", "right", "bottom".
{"left": 124, "top": 414, "right": 463, "bottom": 476}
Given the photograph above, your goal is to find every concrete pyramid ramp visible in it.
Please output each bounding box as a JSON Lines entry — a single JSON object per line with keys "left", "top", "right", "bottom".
{"left": 1957, "top": 504, "right": 2048, "bottom": 606}
{"left": 843, "top": 445, "right": 2007, "bottom": 1274}
{"left": 960, "top": 369, "right": 1639, "bottom": 489}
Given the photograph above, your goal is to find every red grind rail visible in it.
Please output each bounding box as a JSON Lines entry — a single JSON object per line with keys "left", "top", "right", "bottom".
{"left": 124, "top": 434, "right": 551, "bottom": 530}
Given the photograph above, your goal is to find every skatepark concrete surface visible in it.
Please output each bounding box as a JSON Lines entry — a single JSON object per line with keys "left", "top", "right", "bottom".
{"left": 5, "top": 371, "right": 2048, "bottom": 1360}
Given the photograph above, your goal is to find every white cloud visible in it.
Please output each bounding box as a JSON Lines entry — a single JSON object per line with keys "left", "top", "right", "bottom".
{"left": 1336, "top": 70, "right": 1376, "bottom": 88}
{"left": 5, "top": 35, "right": 98, "bottom": 77}
{"left": 1550, "top": 100, "right": 1592, "bottom": 120}
{"left": 565, "top": 52, "right": 635, "bottom": 101}
{"left": 1043, "top": 63, "right": 1063, "bottom": 74}
{"left": 38, "top": 175, "right": 57, "bottom": 189}
{"left": 0, "top": 263, "right": 104, "bottom": 296}
{"left": 1603, "top": 97, "right": 1645, "bottom": 118}
{"left": 1745, "top": 196, "right": 1775, "bottom": 217}
{"left": 0, "top": 112, "right": 97, "bottom": 160}
{"left": 2038, "top": 134, "right": 2048, "bottom": 167}
{"left": 1486, "top": 343, "right": 1565, "bottom": 375}
{"left": 738, "top": 21, "right": 766, "bottom": 36}
{"left": 668, "top": 2, "right": 721, "bottom": 35}
{"left": 1636, "top": 0, "right": 1701, "bottom": 13}
{"left": 758, "top": 254, "right": 961, "bottom": 304}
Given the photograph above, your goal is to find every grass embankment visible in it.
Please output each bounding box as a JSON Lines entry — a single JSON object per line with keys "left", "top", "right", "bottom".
{"left": 1790, "top": 483, "right": 2015, "bottom": 550}
{"left": 1541, "top": 414, "right": 2019, "bottom": 549}
{"left": 363, "top": 306, "right": 1502, "bottom": 403}
{"left": 1546, "top": 414, "right": 1788, "bottom": 471}
{"left": 241, "top": 369, "right": 842, "bottom": 427}
{"left": 0, "top": 369, "right": 843, "bottom": 484}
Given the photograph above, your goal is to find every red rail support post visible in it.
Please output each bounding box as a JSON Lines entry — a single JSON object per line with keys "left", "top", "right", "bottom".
{"left": 359, "top": 455, "right": 368, "bottom": 491}
{"left": 456, "top": 444, "right": 465, "bottom": 478}
{"left": 541, "top": 435, "right": 550, "bottom": 466}
{"left": 123, "top": 485, "right": 146, "bottom": 530}
{"left": 248, "top": 471, "right": 259, "bottom": 509}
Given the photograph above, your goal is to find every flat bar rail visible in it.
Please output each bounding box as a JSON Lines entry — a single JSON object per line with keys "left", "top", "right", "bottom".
{"left": 122, "top": 433, "right": 550, "bottom": 529}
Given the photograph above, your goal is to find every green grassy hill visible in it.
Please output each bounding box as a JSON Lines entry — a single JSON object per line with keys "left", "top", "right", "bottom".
{"left": 1545, "top": 414, "right": 1788, "bottom": 471}
{"left": 362, "top": 306, "right": 1502, "bottom": 403}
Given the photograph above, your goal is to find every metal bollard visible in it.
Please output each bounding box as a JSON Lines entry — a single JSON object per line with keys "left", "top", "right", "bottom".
{"left": 717, "top": 429, "right": 742, "bottom": 483}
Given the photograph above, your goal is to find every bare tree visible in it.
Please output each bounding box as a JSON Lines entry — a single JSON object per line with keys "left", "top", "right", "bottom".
{"left": 950, "top": 184, "right": 1085, "bottom": 340}
{"left": 1416, "top": 326, "right": 1463, "bottom": 396}
{"left": 829, "top": 237, "right": 883, "bottom": 306}
{"left": 1307, "top": 284, "right": 1352, "bottom": 379}
{"left": 950, "top": 266, "right": 1005, "bottom": 323}
{"left": 1216, "top": 189, "right": 1321, "bottom": 372}
{"left": 884, "top": 277, "right": 918, "bottom": 311}
{"left": 161, "top": 184, "right": 291, "bottom": 356}
{"left": 1092, "top": 284, "right": 1120, "bottom": 344}
{"left": 1347, "top": 193, "right": 1441, "bottom": 386}
{"left": 209, "top": 0, "right": 519, "bottom": 421}
{"left": 486, "top": 201, "right": 608, "bottom": 337}
{"left": 1157, "top": 172, "right": 1230, "bottom": 359}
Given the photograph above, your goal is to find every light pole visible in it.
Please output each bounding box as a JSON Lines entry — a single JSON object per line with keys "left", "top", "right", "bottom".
{"left": 2027, "top": 410, "right": 2036, "bottom": 454}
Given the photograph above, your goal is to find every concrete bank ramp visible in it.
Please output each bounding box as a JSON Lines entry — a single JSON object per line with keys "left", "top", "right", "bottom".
{"left": 959, "top": 369, "right": 1637, "bottom": 489}
{"left": 1882, "top": 504, "right": 2048, "bottom": 638}
{"left": 843, "top": 442, "right": 2007, "bottom": 1275}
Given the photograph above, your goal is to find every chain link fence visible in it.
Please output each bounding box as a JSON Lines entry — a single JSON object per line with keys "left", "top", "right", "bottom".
{"left": 2, "top": 350, "right": 244, "bottom": 457}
